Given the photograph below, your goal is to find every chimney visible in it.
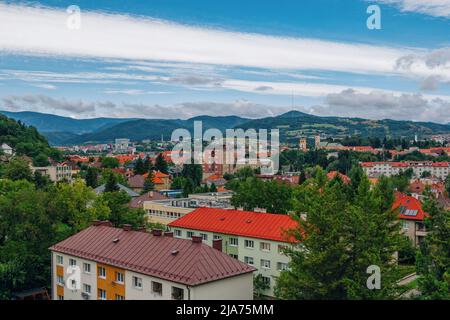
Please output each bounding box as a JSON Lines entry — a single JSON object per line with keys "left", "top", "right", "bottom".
{"left": 191, "top": 235, "right": 202, "bottom": 243}
{"left": 152, "top": 229, "right": 162, "bottom": 237}
{"left": 94, "top": 220, "right": 113, "bottom": 227}
{"left": 92, "top": 220, "right": 101, "bottom": 226}
{"left": 212, "top": 238, "right": 222, "bottom": 252}
{"left": 164, "top": 231, "right": 174, "bottom": 237}
{"left": 122, "top": 224, "right": 132, "bottom": 231}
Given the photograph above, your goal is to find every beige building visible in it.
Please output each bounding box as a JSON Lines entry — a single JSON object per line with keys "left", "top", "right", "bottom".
{"left": 32, "top": 163, "right": 72, "bottom": 182}
{"left": 49, "top": 222, "right": 255, "bottom": 300}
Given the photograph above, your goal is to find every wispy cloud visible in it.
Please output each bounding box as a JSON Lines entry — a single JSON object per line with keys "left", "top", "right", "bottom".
{"left": 377, "top": 0, "right": 450, "bottom": 18}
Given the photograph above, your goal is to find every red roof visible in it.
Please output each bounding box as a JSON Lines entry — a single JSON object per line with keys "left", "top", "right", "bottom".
{"left": 50, "top": 224, "right": 255, "bottom": 286}
{"left": 327, "top": 171, "right": 351, "bottom": 184}
{"left": 169, "top": 208, "right": 298, "bottom": 243}
{"left": 393, "top": 193, "right": 428, "bottom": 221}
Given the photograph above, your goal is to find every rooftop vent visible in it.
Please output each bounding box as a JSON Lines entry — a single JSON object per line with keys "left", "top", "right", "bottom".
{"left": 246, "top": 219, "right": 252, "bottom": 224}
{"left": 219, "top": 217, "right": 225, "bottom": 221}
{"left": 171, "top": 249, "right": 179, "bottom": 256}
{"left": 122, "top": 224, "right": 132, "bottom": 231}
{"left": 112, "top": 238, "right": 120, "bottom": 244}
{"left": 152, "top": 229, "right": 162, "bottom": 237}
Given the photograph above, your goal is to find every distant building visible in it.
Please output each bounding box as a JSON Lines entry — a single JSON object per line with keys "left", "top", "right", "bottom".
{"left": 94, "top": 183, "right": 139, "bottom": 197}
{"left": 114, "top": 138, "right": 131, "bottom": 153}
{"left": 32, "top": 163, "right": 72, "bottom": 182}
{"left": 129, "top": 191, "right": 168, "bottom": 209}
{"left": 361, "top": 161, "right": 450, "bottom": 180}
{"left": 49, "top": 222, "right": 255, "bottom": 300}
{"left": 298, "top": 138, "right": 308, "bottom": 152}
{"left": 169, "top": 208, "right": 298, "bottom": 297}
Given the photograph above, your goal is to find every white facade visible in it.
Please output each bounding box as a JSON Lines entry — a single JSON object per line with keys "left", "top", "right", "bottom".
{"left": 362, "top": 162, "right": 450, "bottom": 180}
{"left": 0, "top": 143, "right": 13, "bottom": 155}
{"left": 51, "top": 251, "right": 253, "bottom": 300}
{"left": 171, "top": 228, "right": 291, "bottom": 297}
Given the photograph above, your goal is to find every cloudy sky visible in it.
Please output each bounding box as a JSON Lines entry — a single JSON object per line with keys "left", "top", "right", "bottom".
{"left": 0, "top": 0, "right": 449, "bottom": 122}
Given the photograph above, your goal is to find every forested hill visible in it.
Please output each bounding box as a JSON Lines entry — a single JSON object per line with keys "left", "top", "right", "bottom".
{"left": 0, "top": 114, "right": 59, "bottom": 164}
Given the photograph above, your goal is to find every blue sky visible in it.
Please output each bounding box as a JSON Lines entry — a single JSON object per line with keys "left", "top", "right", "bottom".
{"left": 0, "top": 0, "right": 449, "bottom": 122}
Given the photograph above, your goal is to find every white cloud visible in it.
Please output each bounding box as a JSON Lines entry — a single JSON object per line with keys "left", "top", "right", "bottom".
{"left": 378, "top": 0, "right": 450, "bottom": 18}
{"left": 0, "top": 3, "right": 413, "bottom": 76}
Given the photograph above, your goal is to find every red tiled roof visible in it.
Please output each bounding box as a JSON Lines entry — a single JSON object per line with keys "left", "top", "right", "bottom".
{"left": 327, "top": 171, "right": 351, "bottom": 184}
{"left": 127, "top": 175, "right": 145, "bottom": 188}
{"left": 169, "top": 208, "right": 298, "bottom": 243}
{"left": 49, "top": 224, "right": 255, "bottom": 286}
{"left": 393, "top": 193, "right": 428, "bottom": 221}
{"left": 129, "top": 191, "right": 168, "bottom": 208}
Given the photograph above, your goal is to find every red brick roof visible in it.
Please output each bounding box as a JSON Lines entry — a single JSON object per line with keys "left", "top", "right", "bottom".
{"left": 49, "top": 224, "right": 255, "bottom": 286}
{"left": 327, "top": 171, "right": 350, "bottom": 184}
{"left": 169, "top": 208, "right": 298, "bottom": 243}
{"left": 393, "top": 193, "right": 428, "bottom": 221}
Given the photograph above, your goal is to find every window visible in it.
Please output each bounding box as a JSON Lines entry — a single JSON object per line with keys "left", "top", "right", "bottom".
{"left": 132, "top": 276, "right": 142, "bottom": 289}
{"left": 69, "top": 258, "right": 77, "bottom": 266}
{"left": 115, "top": 294, "right": 125, "bottom": 300}
{"left": 200, "top": 233, "right": 208, "bottom": 241}
{"left": 174, "top": 229, "right": 182, "bottom": 238}
{"left": 115, "top": 272, "right": 124, "bottom": 284}
{"left": 98, "top": 289, "right": 106, "bottom": 300}
{"left": 57, "top": 295, "right": 64, "bottom": 300}
{"left": 56, "top": 255, "right": 63, "bottom": 265}
{"left": 277, "top": 262, "right": 289, "bottom": 271}
{"left": 261, "top": 259, "right": 271, "bottom": 269}
{"left": 98, "top": 266, "right": 106, "bottom": 279}
{"left": 261, "top": 276, "right": 271, "bottom": 286}
{"left": 229, "top": 254, "right": 238, "bottom": 259}
{"left": 83, "top": 263, "right": 91, "bottom": 274}
{"left": 402, "top": 221, "right": 409, "bottom": 230}
{"left": 187, "top": 231, "right": 194, "bottom": 239}
{"left": 152, "top": 281, "right": 163, "bottom": 295}
{"left": 260, "top": 242, "right": 271, "bottom": 251}
{"left": 244, "top": 239, "right": 254, "bottom": 248}
{"left": 83, "top": 284, "right": 91, "bottom": 294}
{"left": 244, "top": 256, "right": 254, "bottom": 265}
{"left": 229, "top": 237, "right": 238, "bottom": 247}
{"left": 213, "top": 235, "right": 222, "bottom": 240}
{"left": 57, "top": 275, "right": 64, "bottom": 285}
{"left": 171, "top": 287, "right": 184, "bottom": 300}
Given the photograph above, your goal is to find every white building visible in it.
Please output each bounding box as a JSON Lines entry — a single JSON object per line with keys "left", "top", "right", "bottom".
{"left": 361, "top": 161, "right": 450, "bottom": 180}
{"left": 0, "top": 143, "right": 13, "bottom": 155}
{"left": 50, "top": 222, "right": 255, "bottom": 300}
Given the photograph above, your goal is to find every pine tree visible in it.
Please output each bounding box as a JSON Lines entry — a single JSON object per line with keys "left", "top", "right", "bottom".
{"left": 85, "top": 167, "right": 98, "bottom": 188}
{"left": 415, "top": 197, "right": 450, "bottom": 299}
{"left": 210, "top": 183, "right": 217, "bottom": 192}
{"left": 155, "top": 153, "right": 168, "bottom": 174}
{"left": 143, "top": 171, "right": 155, "bottom": 193}
{"left": 104, "top": 172, "right": 119, "bottom": 192}
{"left": 275, "top": 167, "right": 404, "bottom": 299}
{"left": 134, "top": 157, "right": 145, "bottom": 175}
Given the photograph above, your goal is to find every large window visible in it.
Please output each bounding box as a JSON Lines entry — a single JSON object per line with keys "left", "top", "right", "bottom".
{"left": 132, "top": 276, "right": 142, "bottom": 289}
{"left": 98, "top": 289, "right": 107, "bottom": 300}
{"left": 260, "top": 242, "right": 271, "bottom": 251}
{"left": 98, "top": 266, "right": 106, "bottom": 279}
{"left": 115, "top": 294, "right": 125, "bottom": 300}
{"left": 56, "top": 255, "right": 63, "bottom": 265}
{"left": 171, "top": 287, "right": 184, "bottom": 300}
{"left": 57, "top": 275, "right": 64, "bottom": 285}
{"left": 174, "top": 229, "right": 182, "bottom": 238}
{"left": 83, "top": 263, "right": 91, "bottom": 274}
{"left": 152, "top": 281, "right": 163, "bottom": 295}
{"left": 69, "top": 258, "right": 77, "bottom": 266}
{"left": 244, "top": 239, "right": 254, "bottom": 249}
{"left": 200, "top": 233, "right": 208, "bottom": 241}
{"left": 83, "top": 284, "right": 91, "bottom": 294}
{"left": 277, "top": 262, "right": 289, "bottom": 271}
{"left": 229, "top": 237, "right": 238, "bottom": 247}
{"left": 244, "top": 256, "right": 254, "bottom": 265}
{"left": 115, "top": 272, "right": 124, "bottom": 284}
{"left": 187, "top": 231, "right": 194, "bottom": 239}
{"left": 261, "top": 259, "right": 271, "bottom": 269}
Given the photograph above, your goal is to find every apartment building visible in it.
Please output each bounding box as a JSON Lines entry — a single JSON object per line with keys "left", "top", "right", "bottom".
{"left": 31, "top": 163, "right": 72, "bottom": 182}
{"left": 49, "top": 221, "right": 255, "bottom": 300}
{"left": 168, "top": 208, "right": 298, "bottom": 297}
{"left": 143, "top": 191, "right": 233, "bottom": 225}
{"left": 393, "top": 193, "right": 428, "bottom": 246}
{"left": 361, "top": 161, "right": 450, "bottom": 180}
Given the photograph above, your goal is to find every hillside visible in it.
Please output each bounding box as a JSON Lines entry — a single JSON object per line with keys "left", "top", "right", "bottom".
{"left": 239, "top": 111, "right": 450, "bottom": 143}
{"left": 0, "top": 114, "right": 57, "bottom": 162}
{"left": 0, "top": 111, "right": 136, "bottom": 134}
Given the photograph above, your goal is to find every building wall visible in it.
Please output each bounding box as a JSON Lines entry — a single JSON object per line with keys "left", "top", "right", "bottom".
{"left": 144, "top": 201, "right": 194, "bottom": 225}
{"left": 171, "top": 227, "right": 291, "bottom": 297}
{"left": 190, "top": 273, "right": 253, "bottom": 300}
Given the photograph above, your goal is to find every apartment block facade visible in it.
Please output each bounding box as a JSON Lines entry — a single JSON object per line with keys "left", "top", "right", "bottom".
{"left": 168, "top": 208, "right": 297, "bottom": 297}
{"left": 361, "top": 161, "right": 450, "bottom": 180}
{"left": 50, "top": 222, "right": 255, "bottom": 300}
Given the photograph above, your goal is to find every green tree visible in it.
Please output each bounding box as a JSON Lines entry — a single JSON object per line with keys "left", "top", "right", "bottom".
{"left": 143, "top": 171, "right": 155, "bottom": 193}
{"left": 275, "top": 168, "right": 404, "bottom": 299}
{"left": 254, "top": 274, "right": 270, "bottom": 299}
{"left": 415, "top": 197, "right": 450, "bottom": 299}
{"left": 209, "top": 183, "right": 217, "bottom": 192}
{"left": 444, "top": 175, "right": 450, "bottom": 196}
{"left": 104, "top": 172, "right": 119, "bottom": 192}
{"left": 3, "top": 159, "right": 33, "bottom": 181}
{"left": 85, "top": 167, "right": 98, "bottom": 188}
{"left": 33, "top": 153, "right": 50, "bottom": 167}
{"left": 181, "top": 164, "right": 203, "bottom": 186}
{"left": 155, "top": 153, "right": 168, "bottom": 174}
{"left": 134, "top": 157, "right": 146, "bottom": 175}
{"left": 101, "top": 157, "right": 119, "bottom": 169}
{"left": 99, "top": 191, "right": 145, "bottom": 228}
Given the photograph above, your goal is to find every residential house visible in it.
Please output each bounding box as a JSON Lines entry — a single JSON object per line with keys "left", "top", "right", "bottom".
{"left": 1, "top": 143, "right": 13, "bottom": 155}
{"left": 393, "top": 193, "right": 428, "bottom": 246}
{"left": 32, "top": 163, "right": 72, "bottom": 182}
{"left": 129, "top": 191, "right": 168, "bottom": 209}
{"left": 168, "top": 208, "right": 298, "bottom": 297}
{"left": 49, "top": 222, "right": 255, "bottom": 300}
{"left": 94, "top": 183, "right": 139, "bottom": 198}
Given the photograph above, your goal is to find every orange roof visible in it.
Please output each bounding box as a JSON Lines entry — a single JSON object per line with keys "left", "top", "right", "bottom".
{"left": 393, "top": 193, "right": 428, "bottom": 221}
{"left": 169, "top": 208, "right": 298, "bottom": 243}
{"left": 152, "top": 177, "right": 165, "bottom": 184}
{"left": 114, "top": 155, "right": 135, "bottom": 164}
{"left": 327, "top": 171, "right": 351, "bottom": 184}
{"left": 154, "top": 171, "right": 169, "bottom": 178}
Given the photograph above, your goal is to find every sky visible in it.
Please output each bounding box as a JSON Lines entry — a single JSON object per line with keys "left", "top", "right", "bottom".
{"left": 0, "top": 0, "right": 449, "bottom": 122}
